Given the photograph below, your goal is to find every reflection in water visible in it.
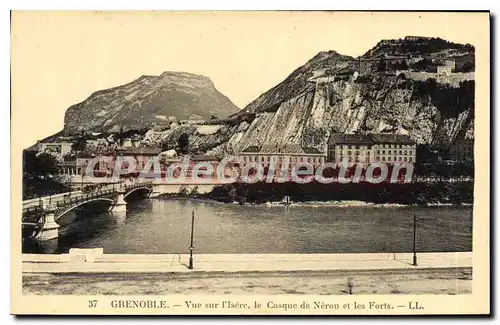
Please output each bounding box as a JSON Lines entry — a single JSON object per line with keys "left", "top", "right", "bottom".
{"left": 111, "top": 211, "right": 127, "bottom": 223}
{"left": 23, "top": 238, "right": 59, "bottom": 254}
{"left": 23, "top": 199, "right": 473, "bottom": 254}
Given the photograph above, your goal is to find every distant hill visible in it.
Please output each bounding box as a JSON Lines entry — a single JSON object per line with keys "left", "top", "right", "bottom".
{"left": 63, "top": 71, "right": 240, "bottom": 133}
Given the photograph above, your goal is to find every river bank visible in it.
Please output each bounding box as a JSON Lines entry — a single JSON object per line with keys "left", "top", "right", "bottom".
{"left": 155, "top": 196, "right": 472, "bottom": 208}
{"left": 156, "top": 181, "right": 474, "bottom": 207}
{"left": 203, "top": 181, "right": 474, "bottom": 205}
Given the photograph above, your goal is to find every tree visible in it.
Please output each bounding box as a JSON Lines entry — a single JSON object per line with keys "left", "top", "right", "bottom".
{"left": 22, "top": 151, "right": 69, "bottom": 199}
{"left": 228, "top": 187, "right": 237, "bottom": 202}
{"left": 71, "top": 136, "right": 87, "bottom": 152}
{"left": 179, "top": 185, "right": 189, "bottom": 196}
{"left": 118, "top": 125, "right": 124, "bottom": 147}
{"left": 178, "top": 133, "right": 190, "bottom": 155}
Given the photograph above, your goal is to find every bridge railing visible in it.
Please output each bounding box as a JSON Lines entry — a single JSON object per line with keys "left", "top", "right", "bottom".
{"left": 124, "top": 181, "right": 153, "bottom": 191}
{"left": 23, "top": 181, "right": 154, "bottom": 218}
{"left": 55, "top": 188, "right": 118, "bottom": 208}
{"left": 22, "top": 206, "right": 44, "bottom": 223}
{"left": 22, "top": 205, "right": 43, "bottom": 214}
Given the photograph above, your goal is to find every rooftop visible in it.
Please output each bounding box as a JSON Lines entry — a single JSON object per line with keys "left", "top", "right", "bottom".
{"left": 370, "top": 134, "right": 415, "bottom": 145}
{"left": 93, "top": 147, "right": 162, "bottom": 156}
{"left": 191, "top": 155, "right": 220, "bottom": 162}
{"left": 328, "top": 134, "right": 374, "bottom": 145}
{"left": 241, "top": 146, "right": 261, "bottom": 153}
{"left": 329, "top": 133, "right": 415, "bottom": 145}
{"left": 241, "top": 144, "right": 324, "bottom": 155}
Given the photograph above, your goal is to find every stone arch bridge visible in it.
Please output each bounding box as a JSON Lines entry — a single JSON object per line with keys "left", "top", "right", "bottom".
{"left": 22, "top": 182, "right": 154, "bottom": 241}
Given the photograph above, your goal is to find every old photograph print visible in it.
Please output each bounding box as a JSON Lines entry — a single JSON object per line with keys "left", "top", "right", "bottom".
{"left": 11, "top": 11, "right": 489, "bottom": 315}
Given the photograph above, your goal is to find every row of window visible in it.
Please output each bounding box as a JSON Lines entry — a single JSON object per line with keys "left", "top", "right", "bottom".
{"left": 378, "top": 156, "right": 413, "bottom": 162}
{"left": 333, "top": 150, "right": 413, "bottom": 156}
{"left": 335, "top": 144, "right": 415, "bottom": 150}
{"left": 337, "top": 156, "right": 413, "bottom": 163}
{"left": 337, "top": 157, "right": 370, "bottom": 163}
{"left": 337, "top": 145, "right": 372, "bottom": 150}
{"left": 377, "top": 150, "right": 413, "bottom": 156}
{"left": 242, "top": 156, "right": 324, "bottom": 164}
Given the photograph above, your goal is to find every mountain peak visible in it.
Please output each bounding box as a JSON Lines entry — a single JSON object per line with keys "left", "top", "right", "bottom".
{"left": 160, "top": 70, "right": 209, "bottom": 79}
{"left": 63, "top": 72, "right": 239, "bottom": 133}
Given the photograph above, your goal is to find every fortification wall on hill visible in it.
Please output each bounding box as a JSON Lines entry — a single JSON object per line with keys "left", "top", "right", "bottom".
{"left": 396, "top": 70, "right": 475, "bottom": 87}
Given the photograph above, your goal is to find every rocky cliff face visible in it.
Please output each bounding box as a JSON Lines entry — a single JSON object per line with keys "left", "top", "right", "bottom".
{"left": 220, "top": 81, "right": 474, "bottom": 157}
{"left": 59, "top": 37, "right": 475, "bottom": 156}
{"left": 244, "top": 51, "right": 354, "bottom": 113}
{"left": 216, "top": 41, "right": 475, "bottom": 155}
{"left": 63, "top": 72, "right": 240, "bottom": 133}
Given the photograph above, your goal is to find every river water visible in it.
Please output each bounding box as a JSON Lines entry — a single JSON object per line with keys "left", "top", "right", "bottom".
{"left": 23, "top": 199, "right": 473, "bottom": 254}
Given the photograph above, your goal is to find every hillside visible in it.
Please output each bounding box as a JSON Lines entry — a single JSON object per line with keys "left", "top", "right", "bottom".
{"left": 54, "top": 36, "right": 475, "bottom": 157}
{"left": 63, "top": 72, "right": 240, "bottom": 133}
{"left": 243, "top": 50, "right": 355, "bottom": 113}
{"left": 214, "top": 36, "right": 475, "bottom": 154}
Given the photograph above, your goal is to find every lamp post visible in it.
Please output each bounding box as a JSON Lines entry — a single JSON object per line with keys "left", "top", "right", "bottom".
{"left": 188, "top": 210, "right": 195, "bottom": 269}
{"left": 412, "top": 213, "right": 418, "bottom": 266}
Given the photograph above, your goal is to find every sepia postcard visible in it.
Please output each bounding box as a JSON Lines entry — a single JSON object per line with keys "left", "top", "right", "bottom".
{"left": 11, "top": 11, "right": 490, "bottom": 315}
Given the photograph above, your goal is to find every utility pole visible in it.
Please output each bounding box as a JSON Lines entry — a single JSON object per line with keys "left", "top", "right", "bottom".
{"left": 413, "top": 213, "right": 418, "bottom": 266}
{"left": 188, "top": 210, "right": 195, "bottom": 269}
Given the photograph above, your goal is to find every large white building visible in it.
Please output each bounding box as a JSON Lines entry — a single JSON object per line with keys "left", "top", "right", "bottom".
{"left": 37, "top": 142, "right": 73, "bottom": 158}
{"left": 328, "top": 133, "right": 417, "bottom": 165}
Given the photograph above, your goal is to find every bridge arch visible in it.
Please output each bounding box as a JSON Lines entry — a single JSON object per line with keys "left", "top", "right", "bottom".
{"left": 55, "top": 198, "right": 115, "bottom": 220}
{"left": 123, "top": 187, "right": 152, "bottom": 200}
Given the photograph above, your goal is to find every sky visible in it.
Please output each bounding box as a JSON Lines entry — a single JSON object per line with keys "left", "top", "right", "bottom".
{"left": 11, "top": 11, "right": 488, "bottom": 149}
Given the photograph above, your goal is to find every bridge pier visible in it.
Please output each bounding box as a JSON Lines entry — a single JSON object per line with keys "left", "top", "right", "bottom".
{"left": 36, "top": 204, "right": 60, "bottom": 241}
{"left": 112, "top": 211, "right": 127, "bottom": 223}
{"left": 112, "top": 189, "right": 127, "bottom": 212}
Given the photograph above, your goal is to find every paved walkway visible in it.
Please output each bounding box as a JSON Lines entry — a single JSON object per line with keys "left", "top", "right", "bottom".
{"left": 22, "top": 250, "right": 472, "bottom": 274}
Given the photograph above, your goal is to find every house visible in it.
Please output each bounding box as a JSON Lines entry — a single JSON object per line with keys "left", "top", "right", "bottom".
{"left": 86, "top": 138, "right": 107, "bottom": 150}
{"left": 75, "top": 151, "right": 97, "bottom": 176}
{"left": 76, "top": 147, "right": 162, "bottom": 177}
{"left": 37, "top": 142, "right": 73, "bottom": 157}
{"left": 119, "top": 148, "right": 163, "bottom": 173}
{"left": 121, "top": 135, "right": 142, "bottom": 148}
